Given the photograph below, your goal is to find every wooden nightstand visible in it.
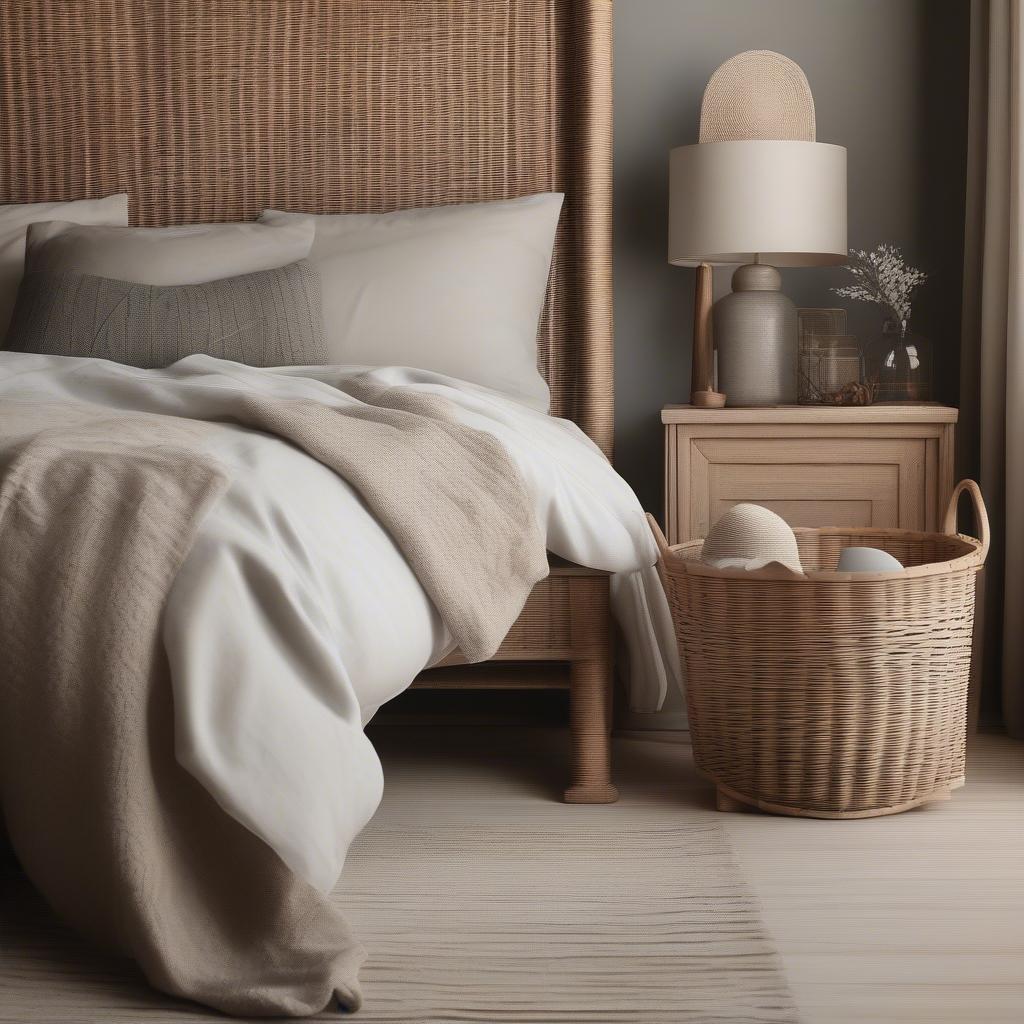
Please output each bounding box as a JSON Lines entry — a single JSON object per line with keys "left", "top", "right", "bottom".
{"left": 662, "top": 404, "right": 958, "bottom": 544}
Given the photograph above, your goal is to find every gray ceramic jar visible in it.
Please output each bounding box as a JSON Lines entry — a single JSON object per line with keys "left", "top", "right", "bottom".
{"left": 712, "top": 264, "right": 798, "bottom": 406}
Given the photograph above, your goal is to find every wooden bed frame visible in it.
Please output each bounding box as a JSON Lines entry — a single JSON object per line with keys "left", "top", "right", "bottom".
{"left": 0, "top": 0, "right": 617, "bottom": 802}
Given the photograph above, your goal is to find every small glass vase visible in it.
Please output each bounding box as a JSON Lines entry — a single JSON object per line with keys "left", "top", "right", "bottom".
{"left": 866, "top": 319, "right": 932, "bottom": 402}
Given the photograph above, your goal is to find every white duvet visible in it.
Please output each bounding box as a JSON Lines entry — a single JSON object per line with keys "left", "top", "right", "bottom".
{"left": 0, "top": 352, "right": 680, "bottom": 892}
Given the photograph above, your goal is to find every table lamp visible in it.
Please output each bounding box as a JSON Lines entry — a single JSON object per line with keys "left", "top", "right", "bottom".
{"left": 668, "top": 52, "right": 847, "bottom": 407}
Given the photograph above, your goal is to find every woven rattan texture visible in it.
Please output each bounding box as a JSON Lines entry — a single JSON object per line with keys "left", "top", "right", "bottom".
{"left": 0, "top": 0, "right": 613, "bottom": 455}
{"left": 699, "top": 50, "right": 815, "bottom": 143}
{"left": 660, "top": 527, "right": 981, "bottom": 816}
{"left": 502, "top": 577, "right": 575, "bottom": 654}
{"left": 441, "top": 573, "right": 608, "bottom": 661}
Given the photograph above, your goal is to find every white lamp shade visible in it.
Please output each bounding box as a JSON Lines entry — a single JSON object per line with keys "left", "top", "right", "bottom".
{"left": 668, "top": 140, "right": 847, "bottom": 267}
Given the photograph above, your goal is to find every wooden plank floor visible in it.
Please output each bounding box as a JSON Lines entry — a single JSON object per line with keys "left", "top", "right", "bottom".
{"left": 619, "top": 730, "right": 1024, "bottom": 1023}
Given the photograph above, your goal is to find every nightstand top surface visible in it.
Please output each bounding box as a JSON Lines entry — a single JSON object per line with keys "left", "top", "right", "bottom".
{"left": 661, "top": 403, "right": 958, "bottom": 425}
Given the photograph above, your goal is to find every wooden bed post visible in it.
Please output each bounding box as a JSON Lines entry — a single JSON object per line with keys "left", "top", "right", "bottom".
{"left": 417, "top": 560, "right": 618, "bottom": 803}
{"left": 563, "top": 574, "right": 618, "bottom": 803}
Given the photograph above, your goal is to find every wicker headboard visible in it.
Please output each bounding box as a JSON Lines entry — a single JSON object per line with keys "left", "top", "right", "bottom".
{"left": 0, "top": 1, "right": 613, "bottom": 456}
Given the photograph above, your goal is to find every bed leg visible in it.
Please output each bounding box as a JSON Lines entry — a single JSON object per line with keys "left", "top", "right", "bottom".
{"left": 564, "top": 655, "right": 618, "bottom": 803}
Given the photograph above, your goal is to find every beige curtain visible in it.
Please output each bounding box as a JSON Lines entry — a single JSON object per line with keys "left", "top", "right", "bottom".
{"left": 962, "top": 0, "right": 1024, "bottom": 736}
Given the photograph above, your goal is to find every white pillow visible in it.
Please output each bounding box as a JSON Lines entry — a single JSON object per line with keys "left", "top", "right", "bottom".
{"left": 259, "top": 194, "right": 563, "bottom": 410}
{"left": 0, "top": 194, "right": 129, "bottom": 342}
{"left": 23, "top": 217, "right": 316, "bottom": 287}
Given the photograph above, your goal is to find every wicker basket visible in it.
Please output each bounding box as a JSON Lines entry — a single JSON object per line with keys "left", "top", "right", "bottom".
{"left": 649, "top": 480, "right": 989, "bottom": 819}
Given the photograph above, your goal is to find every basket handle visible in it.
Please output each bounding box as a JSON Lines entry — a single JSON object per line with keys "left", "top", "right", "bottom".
{"left": 942, "top": 479, "right": 990, "bottom": 561}
{"left": 646, "top": 513, "right": 673, "bottom": 561}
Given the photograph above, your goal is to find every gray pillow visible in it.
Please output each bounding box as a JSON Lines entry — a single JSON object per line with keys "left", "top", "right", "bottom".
{"left": 4, "top": 258, "right": 327, "bottom": 368}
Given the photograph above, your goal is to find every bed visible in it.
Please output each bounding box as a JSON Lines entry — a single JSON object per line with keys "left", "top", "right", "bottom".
{"left": 0, "top": 0, "right": 677, "bottom": 1016}
{"left": 0, "top": 0, "right": 626, "bottom": 803}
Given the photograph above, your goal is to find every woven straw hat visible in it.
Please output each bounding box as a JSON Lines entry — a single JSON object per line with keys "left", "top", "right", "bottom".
{"left": 700, "top": 503, "right": 804, "bottom": 574}
{"left": 699, "top": 50, "right": 815, "bottom": 143}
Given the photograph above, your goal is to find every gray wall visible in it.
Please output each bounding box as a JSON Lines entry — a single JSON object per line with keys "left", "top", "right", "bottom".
{"left": 613, "top": 0, "right": 970, "bottom": 518}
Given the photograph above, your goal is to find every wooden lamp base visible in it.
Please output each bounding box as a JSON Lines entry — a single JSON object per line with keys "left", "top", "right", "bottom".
{"left": 691, "top": 389, "right": 727, "bottom": 409}
{"left": 690, "top": 262, "right": 726, "bottom": 407}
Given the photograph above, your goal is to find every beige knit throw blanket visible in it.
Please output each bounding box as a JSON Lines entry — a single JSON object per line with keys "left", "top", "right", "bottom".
{"left": 0, "top": 391, "right": 547, "bottom": 1017}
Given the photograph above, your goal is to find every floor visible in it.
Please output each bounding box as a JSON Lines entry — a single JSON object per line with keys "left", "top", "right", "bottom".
{"left": 367, "top": 724, "right": 1024, "bottom": 1023}
{"left": 2, "top": 725, "right": 1023, "bottom": 1023}
{"left": 3, "top": 724, "right": 796, "bottom": 1024}
{"left": 615, "top": 728, "right": 1024, "bottom": 1023}
{"left": 349, "top": 726, "right": 798, "bottom": 1023}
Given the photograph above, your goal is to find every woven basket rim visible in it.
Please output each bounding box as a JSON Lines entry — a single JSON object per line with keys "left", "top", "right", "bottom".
{"left": 662, "top": 525, "right": 985, "bottom": 583}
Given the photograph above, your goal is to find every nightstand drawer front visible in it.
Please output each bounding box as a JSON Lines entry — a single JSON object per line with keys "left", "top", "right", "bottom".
{"left": 669, "top": 432, "right": 937, "bottom": 542}
{"left": 707, "top": 462, "right": 899, "bottom": 532}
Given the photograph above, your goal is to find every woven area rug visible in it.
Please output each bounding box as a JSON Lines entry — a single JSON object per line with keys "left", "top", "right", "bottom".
{"left": 0, "top": 728, "right": 797, "bottom": 1023}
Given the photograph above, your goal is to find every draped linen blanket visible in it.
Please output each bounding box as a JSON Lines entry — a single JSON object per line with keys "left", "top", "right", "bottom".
{"left": 0, "top": 391, "right": 547, "bottom": 1016}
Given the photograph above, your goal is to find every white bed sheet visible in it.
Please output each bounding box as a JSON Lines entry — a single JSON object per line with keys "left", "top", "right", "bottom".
{"left": 0, "top": 352, "right": 681, "bottom": 892}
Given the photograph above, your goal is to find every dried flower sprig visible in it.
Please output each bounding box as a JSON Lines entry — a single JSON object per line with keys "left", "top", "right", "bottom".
{"left": 832, "top": 244, "right": 927, "bottom": 327}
